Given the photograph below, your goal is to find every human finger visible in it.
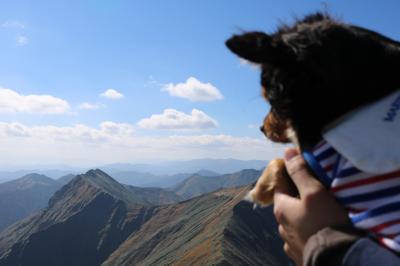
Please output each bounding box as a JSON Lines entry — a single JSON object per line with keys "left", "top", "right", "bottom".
{"left": 284, "top": 242, "right": 302, "bottom": 266}
{"left": 272, "top": 158, "right": 298, "bottom": 197}
{"left": 278, "top": 224, "right": 287, "bottom": 240}
{"left": 283, "top": 243, "right": 296, "bottom": 262}
{"left": 273, "top": 191, "right": 299, "bottom": 224}
{"left": 284, "top": 148, "right": 323, "bottom": 198}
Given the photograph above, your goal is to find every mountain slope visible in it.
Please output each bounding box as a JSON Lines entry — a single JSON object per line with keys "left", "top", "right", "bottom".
{"left": 0, "top": 174, "right": 62, "bottom": 231}
{"left": 103, "top": 186, "right": 289, "bottom": 266}
{"left": 0, "top": 170, "right": 157, "bottom": 266}
{"left": 172, "top": 169, "right": 261, "bottom": 199}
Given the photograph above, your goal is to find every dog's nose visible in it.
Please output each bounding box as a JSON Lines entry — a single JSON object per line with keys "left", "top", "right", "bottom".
{"left": 260, "top": 126, "right": 265, "bottom": 134}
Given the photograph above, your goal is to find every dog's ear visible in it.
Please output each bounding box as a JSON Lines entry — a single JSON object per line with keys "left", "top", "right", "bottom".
{"left": 225, "top": 32, "right": 293, "bottom": 65}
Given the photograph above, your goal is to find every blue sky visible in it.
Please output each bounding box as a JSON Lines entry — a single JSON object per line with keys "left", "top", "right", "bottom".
{"left": 0, "top": 0, "right": 399, "bottom": 167}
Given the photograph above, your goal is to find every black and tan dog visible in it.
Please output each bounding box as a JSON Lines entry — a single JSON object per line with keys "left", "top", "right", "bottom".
{"left": 226, "top": 12, "right": 400, "bottom": 206}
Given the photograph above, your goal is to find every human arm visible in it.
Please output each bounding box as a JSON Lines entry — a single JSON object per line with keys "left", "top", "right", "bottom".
{"left": 273, "top": 148, "right": 350, "bottom": 265}
{"left": 304, "top": 226, "right": 400, "bottom": 266}
{"left": 273, "top": 148, "right": 400, "bottom": 266}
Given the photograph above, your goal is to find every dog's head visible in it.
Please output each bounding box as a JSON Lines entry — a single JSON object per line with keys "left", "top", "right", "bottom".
{"left": 226, "top": 12, "right": 400, "bottom": 148}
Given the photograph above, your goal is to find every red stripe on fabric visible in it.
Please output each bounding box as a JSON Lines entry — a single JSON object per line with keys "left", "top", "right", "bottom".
{"left": 370, "top": 219, "right": 400, "bottom": 233}
{"left": 313, "top": 140, "right": 327, "bottom": 151}
{"left": 384, "top": 232, "right": 400, "bottom": 239}
{"left": 346, "top": 207, "right": 366, "bottom": 214}
{"left": 324, "top": 164, "right": 333, "bottom": 172}
{"left": 330, "top": 170, "right": 400, "bottom": 193}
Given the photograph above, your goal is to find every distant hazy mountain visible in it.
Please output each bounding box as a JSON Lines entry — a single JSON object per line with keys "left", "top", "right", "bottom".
{"left": 0, "top": 174, "right": 62, "bottom": 231}
{"left": 0, "top": 158, "right": 264, "bottom": 183}
{"left": 57, "top": 174, "right": 76, "bottom": 185}
{"left": 101, "top": 158, "right": 267, "bottom": 175}
{"left": 0, "top": 171, "right": 27, "bottom": 184}
{"left": 125, "top": 185, "right": 183, "bottom": 205}
{"left": 36, "top": 169, "right": 79, "bottom": 179}
{"left": 195, "top": 169, "right": 220, "bottom": 176}
{"left": 0, "top": 170, "right": 289, "bottom": 266}
{"left": 172, "top": 169, "right": 262, "bottom": 199}
{"left": 107, "top": 171, "right": 191, "bottom": 188}
{"left": 0, "top": 170, "right": 78, "bottom": 183}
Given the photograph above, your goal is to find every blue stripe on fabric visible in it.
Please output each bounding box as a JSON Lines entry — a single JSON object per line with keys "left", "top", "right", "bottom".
{"left": 315, "top": 147, "right": 336, "bottom": 161}
{"left": 351, "top": 201, "right": 400, "bottom": 224}
{"left": 338, "top": 184, "right": 400, "bottom": 205}
{"left": 337, "top": 167, "right": 361, "bottom": 178}
{"left": 303, "top": 151, "right": 332, "bottom": 188}
{"left": 332, "top": 154, "right": 342, "bottom": 178}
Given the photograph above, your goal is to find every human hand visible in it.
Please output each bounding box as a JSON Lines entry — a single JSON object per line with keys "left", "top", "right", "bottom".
{"left": 273, "top": 148, "right": 350, "bottom": 266}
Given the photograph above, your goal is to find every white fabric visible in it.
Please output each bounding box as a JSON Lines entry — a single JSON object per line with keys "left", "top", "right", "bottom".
{"left": 322, "top": 90, "right": 400, "bottom": 174}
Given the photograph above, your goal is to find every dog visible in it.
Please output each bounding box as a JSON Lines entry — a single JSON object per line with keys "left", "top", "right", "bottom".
{"left": 226, "top": 12, "right": 400, "bottom": 251}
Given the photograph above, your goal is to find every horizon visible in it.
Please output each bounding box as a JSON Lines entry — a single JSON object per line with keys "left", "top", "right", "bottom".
{"left": 1, "top": 0, "right": 399, "bottom": 166}
{"left": 0, "top": 157, "right": 269, "bottom": 172}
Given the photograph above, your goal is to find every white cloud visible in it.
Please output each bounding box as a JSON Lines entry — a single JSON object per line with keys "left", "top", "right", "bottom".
{"left": 77, "top": 102, "right": 103, "bottom": 110}
{"left": 138, "top": 109, "right": 218, "bottom": 130}
{"left": 1, "top": 20, "right": 25, "bottom": 29}
{"left": 0, "top": 122, "right": 30, "bottom": 137}
{"left": 16, "top": 34, "right": 28, "bottom": 46}
{"left": 0, "top": 87, "right": 70, "bottom": 114}
{"left": 0, "top": 121, "right": 134, "bottom": 143}
{"left": 99, "top": 121, "right": 134, "bottom": 136}
{"left": 100, "top": 89, "right": 124, "bottom": 100}
{"left": 1, "top": 20, "right": 28, "bottom": 46}
{"left": 162, "top": 77, "right": 223, "bottom": 102}
{"left": 0, "top": 121, "right": 285, "bottom": 165}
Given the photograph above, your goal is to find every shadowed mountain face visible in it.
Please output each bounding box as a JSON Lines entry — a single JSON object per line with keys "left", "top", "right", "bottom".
{"left": 0, "top": 174, "right": 62, "bottom": 231}
{"left": 0, "top": 169, "right": 289, "bottom": 266}
{"left": 172, "top": 169, "right": 262, "bottom": 199}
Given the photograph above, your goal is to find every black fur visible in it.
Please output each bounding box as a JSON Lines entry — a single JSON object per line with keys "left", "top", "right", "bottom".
{"left": 226, "top": 12, "right": 400, "bottom": 150}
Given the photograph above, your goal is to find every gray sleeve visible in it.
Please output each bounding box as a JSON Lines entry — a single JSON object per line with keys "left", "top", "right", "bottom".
{"left": 303, "top": 226, "right": 400, "bottom": 266}
{"left": 303, "top": 225, "right": 361, "bottom": 266}
{"left": 343, "top": 238, "right": 400, "bottom": 266}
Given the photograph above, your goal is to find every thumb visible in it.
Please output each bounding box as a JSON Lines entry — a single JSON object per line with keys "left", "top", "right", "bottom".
{"left": 284, "top": 148, "right": 323, "bottom": 198}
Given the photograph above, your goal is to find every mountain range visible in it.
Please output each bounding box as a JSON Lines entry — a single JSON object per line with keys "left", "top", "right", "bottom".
{"left": 0, "top": 159, "right": 268, "bottom": 184}
{"left": 0, "top": 170, "right": 79, "bottom": 183}
{"left": 108, "top": 171, "right": 193, "bottom": 188}
{"left": 0, "top": 169, "right": 290, "bottom": 266}
{"left": 0, "top": 168, "right": 262, "bottom": 232}
{"left": 101, "top": 158, "right": 268, "bottom": 175}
